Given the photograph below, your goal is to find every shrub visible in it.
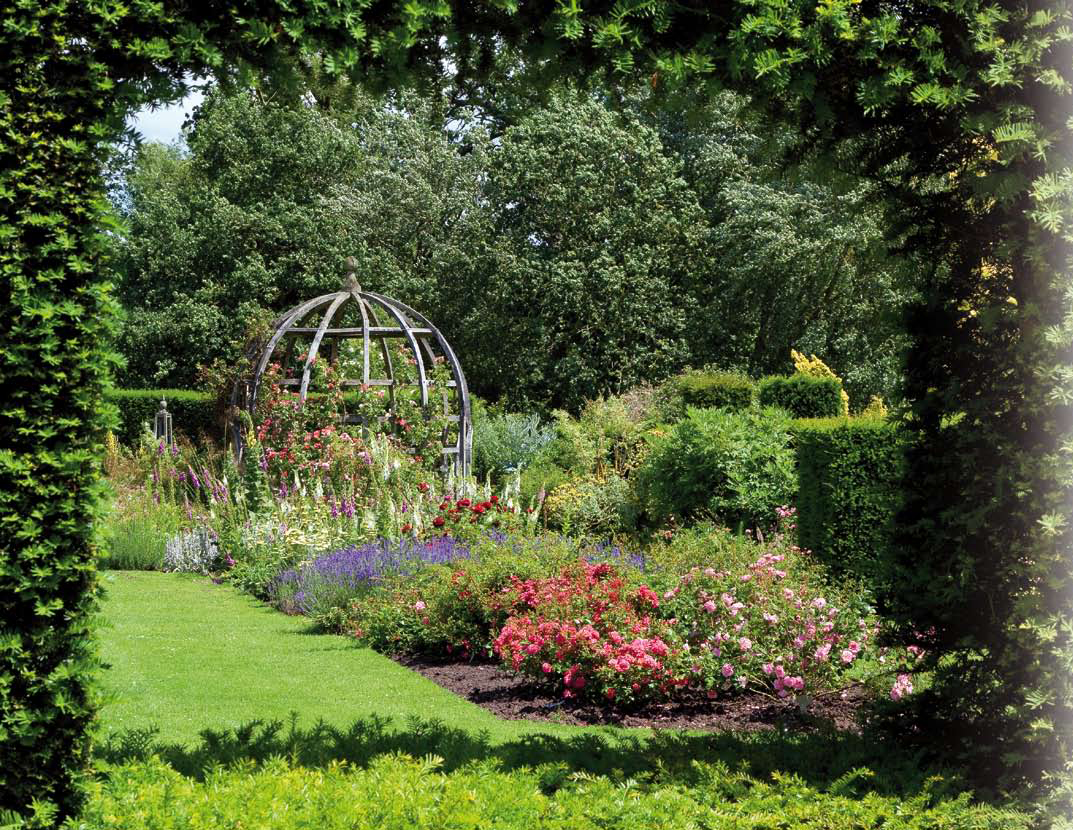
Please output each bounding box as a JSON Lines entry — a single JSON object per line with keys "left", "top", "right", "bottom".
{"left": 791, "top": 417, "right": 906, "bottom": 586}
{"left": 791, "top": 350, "right": 850, "bottom": 415}
{"left": 645, "top": 522, "right": 776, "bottom": 575}
{"left": 492, "top": 538, "right": 899, "bottom": 706}
{"left": 107, "top": 388, "right": 218, "bottom": 446}
{"left": 472, "top": 412, "right": 555, "bottom": 482}
{"left": 492, "top": 561, "right": 675, "bottom": 704}
{"left": 675, "top": 370, "right": 755, "bottom": 413}
{"left": 635, "top": 407, "right": 796, "bottom": 530}
{"left": 75, "top": 754, "right": 1032, "bottom": 830}
{"left": 758, "top": 374, "right": 844, "bottom": 418}
{"left": 347, "top": 534, "right": 581, "bottom": 655}
{"left": 542, "top": 473, "right": 633, "bottom": 538}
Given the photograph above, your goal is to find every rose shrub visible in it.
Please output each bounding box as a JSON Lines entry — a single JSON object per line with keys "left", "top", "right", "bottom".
{"left": 489, "top": 543, "right": 884, "bottom": 704}
{"left": 492, "top": 561, "right": 677, "bottom": 704}
{"left": 334, "top": 512, "right": 919, "bottom": 708}
{"left": 340, "top": 534, "right": 582, "bottom": 655}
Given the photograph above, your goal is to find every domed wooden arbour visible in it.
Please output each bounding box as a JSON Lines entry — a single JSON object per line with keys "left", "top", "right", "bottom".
{"left": 230, "top": 258, "right": 472, "bottom": 477}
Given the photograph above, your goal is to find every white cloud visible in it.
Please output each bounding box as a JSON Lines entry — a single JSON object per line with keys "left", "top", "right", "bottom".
{"left": 129, "top": 87, "right": 205, "bottom": 145}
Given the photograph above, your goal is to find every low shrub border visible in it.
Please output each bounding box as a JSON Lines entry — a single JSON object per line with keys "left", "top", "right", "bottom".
{"left": 675, "top": 370, "right": 755, "bottom": 413}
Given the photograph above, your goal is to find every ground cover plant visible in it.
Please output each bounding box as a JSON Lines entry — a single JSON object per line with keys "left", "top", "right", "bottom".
{"left": 75, "top": 753, "right": 1030, "bottom": 830}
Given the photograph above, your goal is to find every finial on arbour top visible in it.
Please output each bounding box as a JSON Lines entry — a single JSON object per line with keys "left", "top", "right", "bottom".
{"left": 343, "top": 256, "right": 361, "bottom": 293}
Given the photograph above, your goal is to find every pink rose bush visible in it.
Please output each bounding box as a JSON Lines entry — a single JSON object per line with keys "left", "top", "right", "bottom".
{"left": 492, "top": 562, "right": 682, "bottom": 704}
{"left": 488, "top": 542, "right": 907, "bottom": 706}
{"left": 656, "top": 549, "right": 880, "bottom": 701}
{"left": 340, "top": 519, "right": 919, "bottom": 709}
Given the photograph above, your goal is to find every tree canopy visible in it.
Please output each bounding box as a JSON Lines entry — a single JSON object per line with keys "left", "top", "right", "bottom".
{"left": 114, "top": 86, "right": 910, "bottom": 409}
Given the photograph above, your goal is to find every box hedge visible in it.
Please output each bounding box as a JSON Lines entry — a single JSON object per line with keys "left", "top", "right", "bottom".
{"left": 758, "top": 375, "right": 843, "bottom": 418}
{"left": 676, "top": 370, "right": 756, "bottom": 412}
{"left": 107, "top": 389, "right": 219, "bottom": 446}
{"left": 791, "top": 417, "right": 905, "bottom": 585}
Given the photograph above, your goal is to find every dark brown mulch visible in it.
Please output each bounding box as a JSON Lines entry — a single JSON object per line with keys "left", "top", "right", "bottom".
{"left": 394, "top": 656, "right": 869, "bottom": 732}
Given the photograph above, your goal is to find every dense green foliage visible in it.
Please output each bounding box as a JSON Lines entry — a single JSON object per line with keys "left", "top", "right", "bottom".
{"left": 115, "top": 92, "right": 486, "bottom": 389}
{"left": 106, "top": 389, "right": 217, "bottom": 446}
{"left": 635, "top": 407, "right": 796, "bottom": 530}
{"left": 114, "top": 88, "right": 911, "bottom": 409}
{"left": 461, "top": 96, "right": 705, "bottom": 410}
{"left": 792, "top": 418, "right": 905, "bottom": 586}
{"left": 651, "top": 94, "right": 912, "bottom": 405}
{"left": 673, "top": 369, "right": 755, "bottom": 414}
{"left": 758, "top": 375, "right": 844, "bottom": 419}
{"left": 77, "top": 753, "right": 1029, "bottom": 830}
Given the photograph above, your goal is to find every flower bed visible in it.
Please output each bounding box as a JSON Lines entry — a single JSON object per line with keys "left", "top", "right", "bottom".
{"left": 331, "top": 518, "right": 921, "bottom": 709}
{"left": 268, "top": 536, "right": 473, "bottom": 617}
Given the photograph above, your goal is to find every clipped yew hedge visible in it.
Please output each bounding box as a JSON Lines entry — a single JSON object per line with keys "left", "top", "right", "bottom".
{"left": 791, "top": 417, "right": 905, "bottom": 586}
{"left": 675, "top": 370, "right": 755, "bottom": 413}
{"left": 758, "top": 375, "right": 843, "bottom": 419}
{"left": 107, "top": 389, "right": 219, "bottom": 446}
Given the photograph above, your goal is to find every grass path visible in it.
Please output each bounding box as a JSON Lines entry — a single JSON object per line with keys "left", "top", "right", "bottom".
{"left": 97, "top": 571, "right": 597, "bottom": 745}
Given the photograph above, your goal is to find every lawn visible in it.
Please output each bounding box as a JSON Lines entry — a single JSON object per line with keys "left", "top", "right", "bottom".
{"left": 97, "top": 570, "right": 588, "bottom": 746}
{"left": 86, "top": 571, "right": 1032, "bottom": 829}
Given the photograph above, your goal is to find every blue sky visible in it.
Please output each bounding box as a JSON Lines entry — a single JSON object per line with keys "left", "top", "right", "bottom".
{"left": 128, "top": 88, "right": 204, "bottom": 145}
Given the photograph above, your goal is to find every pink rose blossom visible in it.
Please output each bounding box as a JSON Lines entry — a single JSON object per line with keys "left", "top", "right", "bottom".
{"left": 841, "top": 649, "right": 855, "bottom": 664}
{"left": 721, "top": 663, "right": 735, "bottom": 678}
{"left": 890, "top": 673, "right": 914, "bottom": 701}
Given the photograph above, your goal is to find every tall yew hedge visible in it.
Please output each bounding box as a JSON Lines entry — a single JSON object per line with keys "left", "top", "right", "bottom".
{"left": 1, "top": 0, "right": 1069, "bottom": 823}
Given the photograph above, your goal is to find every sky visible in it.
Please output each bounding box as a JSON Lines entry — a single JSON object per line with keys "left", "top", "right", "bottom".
{"left": 128, "top": 88, "right": 204, "bottom": 145}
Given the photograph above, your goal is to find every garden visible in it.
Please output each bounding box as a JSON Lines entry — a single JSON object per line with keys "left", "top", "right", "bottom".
{"left": 2, "top": 3, "right": 1071, "bottom": 830}
{"left": 84, "top": 344, "right": 1028, "bottom": 827}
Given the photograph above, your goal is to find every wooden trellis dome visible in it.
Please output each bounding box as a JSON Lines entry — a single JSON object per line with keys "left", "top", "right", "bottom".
{"left": 231, "top": 258, "right": 472, "bottom": 477}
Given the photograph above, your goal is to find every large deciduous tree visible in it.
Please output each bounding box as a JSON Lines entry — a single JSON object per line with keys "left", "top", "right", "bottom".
{"left": 461, "top": 94, "right": 707, "bottom": 411}
{"left": 114, "top": 88, "right": 488, "bottom": 387}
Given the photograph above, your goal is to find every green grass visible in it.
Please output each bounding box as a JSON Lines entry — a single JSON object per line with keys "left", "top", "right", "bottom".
{"left": 90, "top": 571, "right": 1034, "bottom": 828}
{"left": 98, "top": 571, "right": 585, "bottom": 745}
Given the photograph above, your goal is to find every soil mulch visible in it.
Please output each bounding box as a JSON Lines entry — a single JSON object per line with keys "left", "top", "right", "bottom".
{"left": 394, "top": 656, "right": 869, "bottom": 732}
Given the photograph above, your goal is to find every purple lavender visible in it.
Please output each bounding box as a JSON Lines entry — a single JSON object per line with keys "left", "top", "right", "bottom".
{"left": 589, "top": 541, "right": 646, "bottom": 572}
{"left": 267, "top": 536, "right": 471, "bottom": 616}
